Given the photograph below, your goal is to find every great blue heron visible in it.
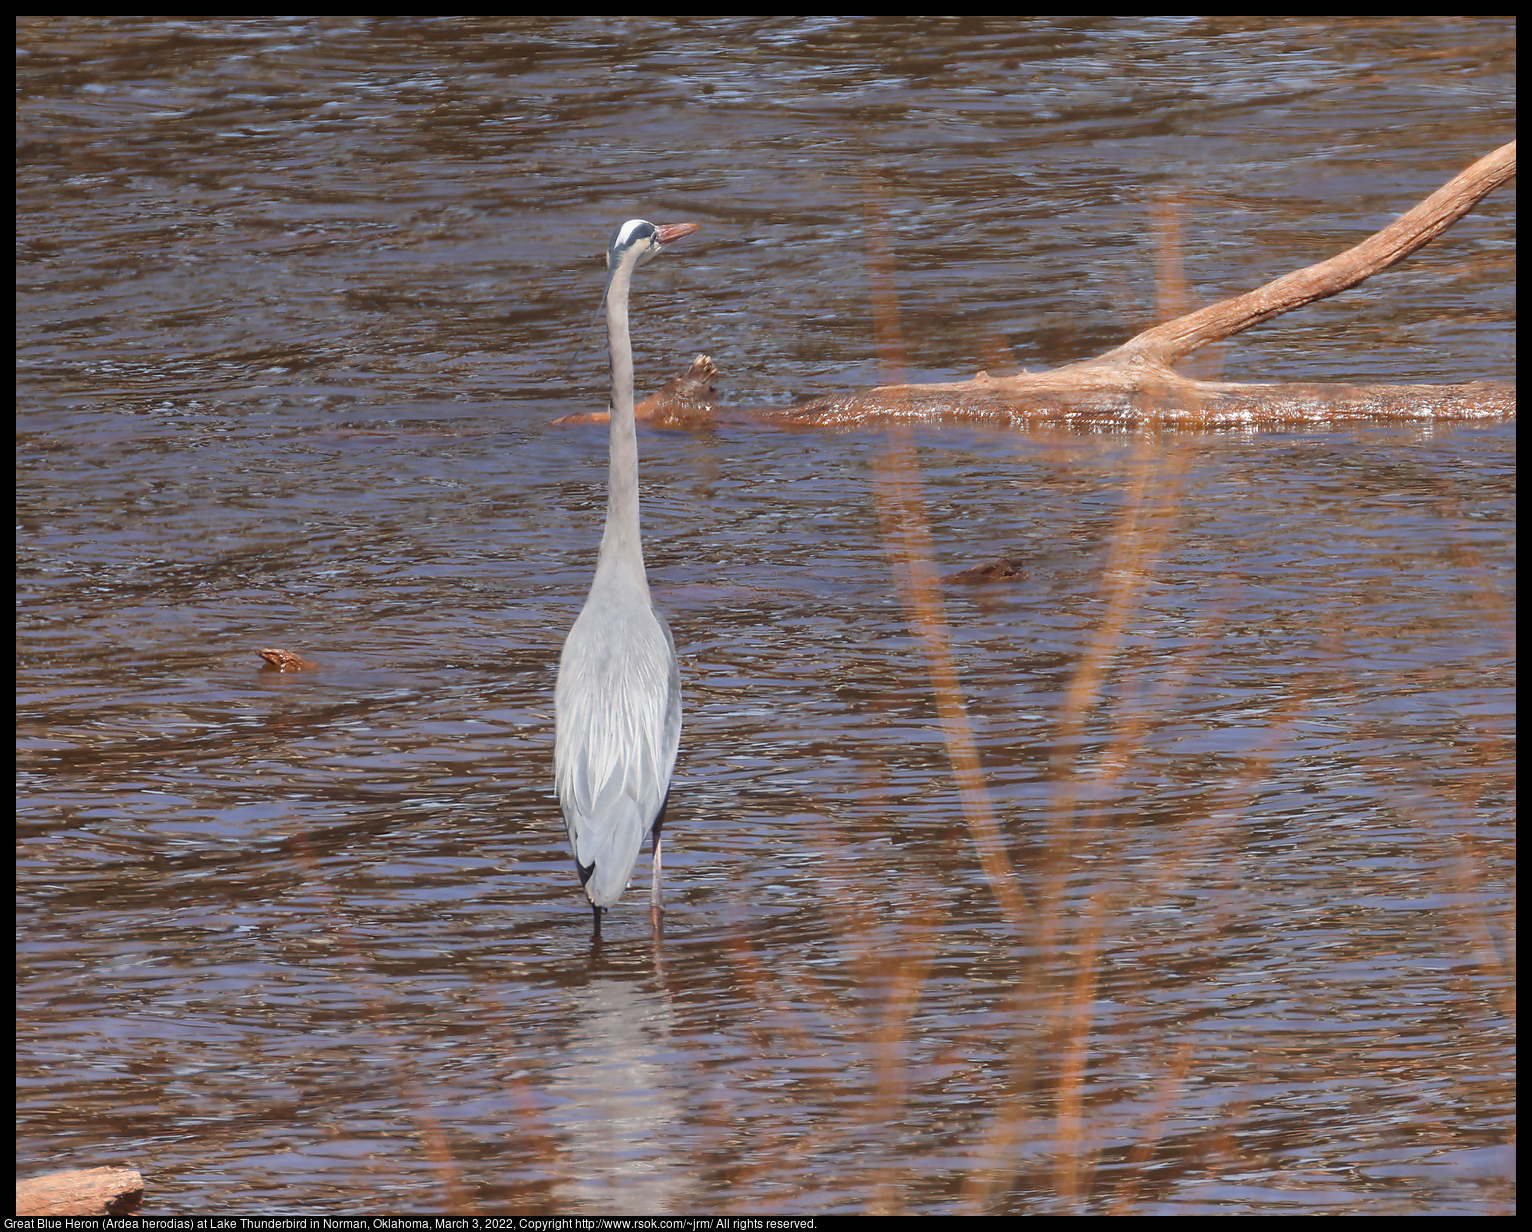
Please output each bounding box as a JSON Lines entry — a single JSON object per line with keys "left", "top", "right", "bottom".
{"left": 555, "top": 218, "right": 695, "bottom": 936}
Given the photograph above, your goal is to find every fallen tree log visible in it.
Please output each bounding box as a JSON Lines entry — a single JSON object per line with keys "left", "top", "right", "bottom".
{"left": 15, "top": 1166, "right": 144, "bottom": 1216}
{"left": 614, "top": 140, "right": 1514, "bottom": 431}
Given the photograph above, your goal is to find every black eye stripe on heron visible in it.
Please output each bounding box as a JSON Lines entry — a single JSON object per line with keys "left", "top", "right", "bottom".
{"left": 554, "top": 217, "right": 698, "bottom": 938}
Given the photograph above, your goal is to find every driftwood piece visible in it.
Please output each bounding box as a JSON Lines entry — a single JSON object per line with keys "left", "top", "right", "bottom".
{"left": 574, "top": 142, "right": 1513, "bottom": 432}
{"left": 258, "top": 647, "right": 319, "bottom": 672}
{"left": 555, "top": 354, "right": 721, "bottom": 428}
{"left": 15, "top": 1166, "right": 144, "bottom": 1216}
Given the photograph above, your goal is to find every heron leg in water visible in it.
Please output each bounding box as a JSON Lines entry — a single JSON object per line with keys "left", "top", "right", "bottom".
{"left": 649, "top": 790, "right": 671, "bottom": 911}
{"left": 592, "top": 903, "right": 602, "bottom": 937}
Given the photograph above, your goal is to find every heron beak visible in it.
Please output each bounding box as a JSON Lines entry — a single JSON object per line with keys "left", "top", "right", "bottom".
{"left": 655, "top": 222, "right": 699, "bottom": 247}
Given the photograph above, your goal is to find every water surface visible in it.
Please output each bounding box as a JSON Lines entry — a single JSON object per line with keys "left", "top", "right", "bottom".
{"left": 16, "top": 15, "right": 1515, "bottom": 1216}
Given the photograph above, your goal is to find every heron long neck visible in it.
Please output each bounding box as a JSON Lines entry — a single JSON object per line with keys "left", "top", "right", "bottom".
{"left": 595, "top": 259, "right": 648, "bottom": 592}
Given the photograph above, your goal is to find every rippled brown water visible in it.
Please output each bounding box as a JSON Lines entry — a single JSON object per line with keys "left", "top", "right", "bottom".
{"left": 17, "top": 16, "right": 1514, "bottom": 1215}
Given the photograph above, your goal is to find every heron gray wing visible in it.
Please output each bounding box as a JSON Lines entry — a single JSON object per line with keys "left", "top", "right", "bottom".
{"left": 654, "top": 606, "right": 682, "bottom": 788}
{"left": 554, "top": 599, "right": 680, "bottom": 908}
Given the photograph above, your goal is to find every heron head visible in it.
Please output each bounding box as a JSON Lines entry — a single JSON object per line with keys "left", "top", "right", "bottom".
{"left": 563, "top": 219, "right": 699, "bottom": 380}
{"left": 606, "top": 218, "right": 699, "bottom": 272}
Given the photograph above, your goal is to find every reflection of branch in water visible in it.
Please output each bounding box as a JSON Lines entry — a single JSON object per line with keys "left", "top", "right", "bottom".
{"left": 860, "top": 171, "right": 1034, "bottom": 936}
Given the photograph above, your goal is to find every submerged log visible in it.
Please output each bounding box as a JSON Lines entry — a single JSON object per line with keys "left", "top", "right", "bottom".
{"left": 943, "top": 555, "right": 1029, "bottom": 585}
{"left": 775, "top": 375, "right": 1514, "bottom": 431}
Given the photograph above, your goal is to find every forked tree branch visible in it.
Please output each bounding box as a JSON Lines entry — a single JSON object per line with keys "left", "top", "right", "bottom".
{"left": 1103, "top": 139, "right": 1517, "bottom": 370}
